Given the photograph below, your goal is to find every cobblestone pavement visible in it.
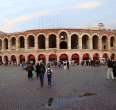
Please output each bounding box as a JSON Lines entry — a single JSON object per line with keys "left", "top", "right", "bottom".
{"left": 0, "top": 65, "right": 116, "bottom": 110}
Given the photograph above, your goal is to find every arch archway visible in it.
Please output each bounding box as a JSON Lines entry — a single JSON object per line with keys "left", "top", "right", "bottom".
{"left": 71, "top": 54, "right": 80, "bottom": 64}
{"left": 11, "top": 55, "right": 17, "bottom": 64}
{"left": 71, "top": 34, "right": 78, "bottom": 49}
{"left": 82, "top": 35, "right": 89, "bottom": 49}
{"left": 110, "top": 53, "right": 115, "bottom": 60}
{"left": 28, "top": 54, "right": 35, "bottom": 63}
{"left": 49, "top": 34, "right": 56, "bottom": 48}
{"left": 83, "top": 53, "right": 90, "bottom": 60}
{"left": 4, "top": 56, "right": 8, "bottom": 65}
{"left": 59, "top": 32, "right": 67, "bottom": 40}
{"left": 110, "top": 37, "right": 115, "bottom": 47}
{"left": 19, "top": 36, "right": 25, "bottom": 48}
{"left": 93, "top": 53, "right": 99, "bottom": 60}
{"left": 102, "top": 53, "right": 109, "bottom": 60}
{"left": 0, "top": 39, "right": 2, "bottom": 50}
{"left": 19, "top": 55, "right": 25, "bottom": 63}
{"left": 60, "top": 41, "right": 67, "bottom": 49}
{"left": 4, "top": 38, "right": 8, "bottom": 49}
{"left": 92, "top": 35, "right": 99, "bottom": 49}
{"left": 102, "top": 36, "right": 108, "bottom": 50}
{"left": 60, "top": 54, "right": 68, "bottom": 61}
{"left": 38, "top": 54, "right": 46, "bottom": 62}
{"left": 11, "top": 37, "right": 16, "bottom": 48}
{"left": 28, "top": 35, "right": 35, "bottom": 48}
{"left": 49, "top": 54, "right": 57, "bottom": 61}
{"left": 38, "top": 35, "right": 45, "bottom": 49}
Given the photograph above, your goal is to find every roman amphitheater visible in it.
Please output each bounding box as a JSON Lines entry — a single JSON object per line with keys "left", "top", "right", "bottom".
{"left": 0, "top": 25, "right": 116, "bottom": 65}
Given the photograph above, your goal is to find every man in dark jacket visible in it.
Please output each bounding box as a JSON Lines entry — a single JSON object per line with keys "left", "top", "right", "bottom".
{"left": 39, "top": 62, "right": 46, "bottom": 87}
{"left": 112, "top": 61, "right": 116, "bottom": 78}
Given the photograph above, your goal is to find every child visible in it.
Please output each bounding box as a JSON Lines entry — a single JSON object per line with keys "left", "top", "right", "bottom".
{"left": 46, "top": 65, "right": 53, "bottom": 87}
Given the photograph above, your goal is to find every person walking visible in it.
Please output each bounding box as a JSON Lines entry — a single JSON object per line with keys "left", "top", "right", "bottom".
{"left": 27, "top": 61, "right": 34, "bottom": 80}
{"left": 112, "top": 60, "right": 116, "bottom": 78}
{"left": 107, "top": 59, "right": 114, "bottom": 80}
{"left": 39, "top": 61, "right": 46, "bottom": 87}
{"left": 46, "top": 65, "right": 53, "bottom": 87}
{"left": 36, "top": 62, "right": 40, "bottom": 79}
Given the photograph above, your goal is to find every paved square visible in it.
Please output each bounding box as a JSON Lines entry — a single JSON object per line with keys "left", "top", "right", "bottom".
{"left": 0, "top": 65, "right": 116, "bottom": 110}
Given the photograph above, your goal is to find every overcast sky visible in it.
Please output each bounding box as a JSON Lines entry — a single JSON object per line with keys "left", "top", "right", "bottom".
{"left": 0, "top": 0, "right": 115, "bottom": 32}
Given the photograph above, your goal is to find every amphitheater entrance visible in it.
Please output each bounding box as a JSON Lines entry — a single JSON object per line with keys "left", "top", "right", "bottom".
{"left": 93, "top": 53, "right": 99, "bottom": 61}
{"left": 28, "top": 54, "right": 35, "bottom": 63}
{"left": 4, "top": 56, "right": 8, "bottom": 65}
{"left": 11, "top": 55, "right": 17, "bottom": 65}
{"left": 38, "top": 54, "right": 46, "bottom": 63}
{"left": 19, "top": 55, "right": 25, "bottom": 63}
{"left": 71, "top": 54, "right": 80, "bottom": 64}
{"left": 83, "top": 53, "right": 90, "bottom": 60}
{"left": 49, "top": 54, "right": 57, "bottom": 62}
{"left": 60, "top": 54, "right": 68, "bottom": 61}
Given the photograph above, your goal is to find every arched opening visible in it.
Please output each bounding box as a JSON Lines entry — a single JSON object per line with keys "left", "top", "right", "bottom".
{"left": 71, "top": 34, "right": 78, "bottom": 49}
{"left": 0, "top": 39, "right": 2, "bottom": 50}
{"left": 4, "top": 38, "right": 8, "bottom": 50}
{"left": 38, "top": 35, "right": 45, "bottom": 49}
{"left": 92, "top": 35, "right": 98, "bottom": 49}
{"left": 4, "top": 56, "right": 8, "bottom": 65}
{"left": 28, "top": 35, "right": 35, "bottom": 48}
{"left": 11, "top": 55, "right": 17, "bottom": 64}
{"left": 82, "top": 35, "right": 89, "bottom": 49}
{"left": 83, "top": 53, "right": 90, "bottom": 60}
{"left": 103, "top": 53, "right": 109, "bottom": 60}
{"left": 19, "top": 55, "right": 25, "bottom": 63}
{"left": 49, "top": 34, "right": 56, "bottom": 48}
{"left": 59, "top": 32, "right": 67, "bottom": 40}
{"left": 71, "top": 54, "right": 80, "bottom": 64}
{"left": 11, "top": 37, "right": 16, "bottom": 48}
{"left": 0, "top": 56, "right": 2, "bottom": 64}
{"left": 110, "top": 37, "right": 115, "bottom": 47}
{"left": 60, "top": 54, "right": 68, "bottom": 61}
{"left": 38, "top": 54, "right": 46, "bottom": 63}
{"left": 102, "top": 36, "right": 108, "bottom": 50}
{"left": 110, "top": 53, "right": 115, "bottom": 60}
{"left": 28, "top": 54, "right": 35, "bottom": 63}
{"left": 49, "top": 54, "right": 57, "bottom": 61}
{"left": 93, "top": 53, "right": 99, "bottom": 61}
{"left": 60, "top": 41, "right": 67, "bottom": 49}
{"left": 19, "top": 36, "right": 25, "bottom": 48}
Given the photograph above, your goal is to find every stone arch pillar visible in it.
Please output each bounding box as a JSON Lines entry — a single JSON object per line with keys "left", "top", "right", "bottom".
{"left": 16, "top": 38, "right": 19, "bottom": 50}
{"left": 25, "top": 37, "right": 28, "bottom": 50}
{"left": 8, "top": 38, "right": 10, "bottom": 50}
{"left": 89, "top": 37, "right": 93, "bottom": 50}
{"left": 108, "top": 37, "right": 110, "bottom": 50}
{"left": 99, "top": 37, "right": 102, "bottom": 50}
{"left": 79, "top": 35, "right": 82, "bottom": 49}
{"left": 56, "top": 35, "right": 59, "bottom": 50}
{"left": 68, "top": 34, "right": 71, "bottom": 50}
{"left": 35, "top": 36, "right": 38, "bottom": 50}
{"left": 45, "top": 36, "right": 48, "bottom": 50}
{"left": 2, "top": 39, "right": 4, "bottom": 51}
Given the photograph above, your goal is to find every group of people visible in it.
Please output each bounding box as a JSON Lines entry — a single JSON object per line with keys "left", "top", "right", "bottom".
{"left": 107, "top": 59, "right": 116, "bottom": 80}
{"left": 26, "top": 60, "right": 53, "bottom": 88}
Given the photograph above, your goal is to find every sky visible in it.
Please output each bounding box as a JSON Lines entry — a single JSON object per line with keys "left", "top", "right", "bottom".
{"left": 0, "top": 0, "right": 116, "bottom": 33}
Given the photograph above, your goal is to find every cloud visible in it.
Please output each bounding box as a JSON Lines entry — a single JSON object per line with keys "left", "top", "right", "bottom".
{"left": 0, "top": 11, "right": 50, "bottom": 32}
{"left": 70, "top": 1, "right": 102, "bottom": 10}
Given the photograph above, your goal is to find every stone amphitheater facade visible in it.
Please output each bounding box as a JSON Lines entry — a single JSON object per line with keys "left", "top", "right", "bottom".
{"left": 0, "top": 28, "right": 116, "bottom": 64}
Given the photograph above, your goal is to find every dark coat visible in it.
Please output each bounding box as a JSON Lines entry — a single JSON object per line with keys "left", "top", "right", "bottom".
{"left": 113, "top": 61, "right": 116, "bottom": 77}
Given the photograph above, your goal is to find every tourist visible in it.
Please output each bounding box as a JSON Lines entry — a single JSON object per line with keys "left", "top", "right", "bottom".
{"left": 39, "top": 61, "right": 46, "bottom": 87}
{"left": 67, "top": 61, "right": 69, "bottom": 70}
{"left": 107, "top": 59, "right": 114, "bottom": 80}
{"left": 112, "top": 60, "right": 116, "bottom": 78}
{"left": 36, "top": 61, "right": 40, "bottom": 79}
{"left": 27, "top": 61, "right": 34, "bottom": 80}
{"left": 46, "top": 65, "right": 53, "bottom": 87}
